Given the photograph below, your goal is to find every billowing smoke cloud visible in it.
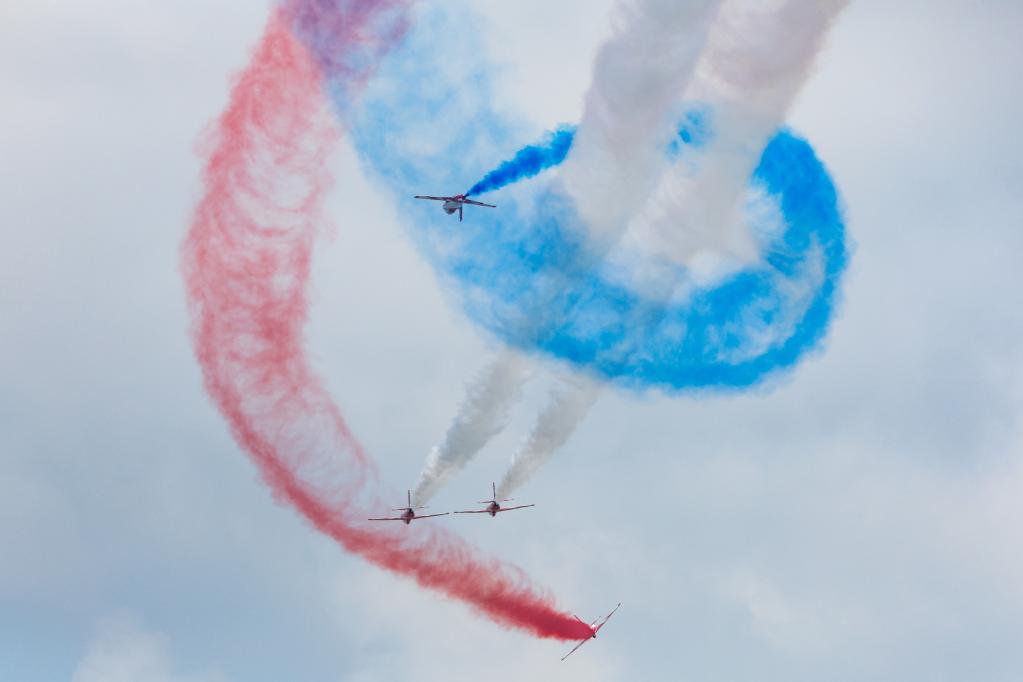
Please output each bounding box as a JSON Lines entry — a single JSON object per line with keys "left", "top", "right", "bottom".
{"left": 413, "top": 351, "right": 534, "bottom": 505}
{"left": 183, "top": 7, "right": 591, "bottom": 641}
{"left": 498, "top": 375, "right": 602, "bottom": 499}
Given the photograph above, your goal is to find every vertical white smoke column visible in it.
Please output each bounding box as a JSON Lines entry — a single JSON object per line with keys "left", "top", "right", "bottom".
{"left": 413, "top": 351, "right": 534, "bottom": 505}
{"left": 560, "top": 0, "right": 723, "bottom": 244}
{"left": 630, "top": 0, "right": 851, "bottom": 266}
{"left": 497, "top": 374, "right": 602, "bottom": 499}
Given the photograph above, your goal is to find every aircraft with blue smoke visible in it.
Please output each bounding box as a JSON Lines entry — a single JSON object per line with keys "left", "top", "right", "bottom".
{"left": 368, "top": 491, "right": 449, "bottom": 526}
{"left": 414, "top": 193, "right": 496, "bottom": 222}
{"left": 453, "top": 482, "right": 534, "bottom": 517}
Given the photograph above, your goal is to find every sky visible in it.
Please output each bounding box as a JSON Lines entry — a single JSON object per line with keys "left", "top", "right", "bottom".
{"left": 2, "top": 1, "right": 1022, "bottom": 680}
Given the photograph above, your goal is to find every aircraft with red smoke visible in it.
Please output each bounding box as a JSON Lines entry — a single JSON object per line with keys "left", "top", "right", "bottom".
{"left": 453, "top": 482, "right": 535, "bottom": 517}
{"left": 414, "top": 193, "right": 496, "bottom": 222}
{"left": 561, "top": 603, "right": 622, "bottom": 661}
{"left": 368, "top": 491, "right": 449, "bottom": 526}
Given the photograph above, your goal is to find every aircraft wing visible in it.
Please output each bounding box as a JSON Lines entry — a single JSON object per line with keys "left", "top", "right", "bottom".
{"left": 462, "top": 199, "right": 497, "bottom": 208}
{"left": 367, "top": 516, "right": 405, "bottom": 522}
{"left": 561, "top": 637, "right": 591, "bottom": 662}
{"left": 593, "top": 603, "right": 622, "bottom": 633}
{"left": 453, "top": 509, "right": 491, "bottom": 514}
{"left": 414, "top": 195, "right": 450, "bottom": 201}
{"left": 495, "top": 504, "right": 535, "bottom": 513}
{"left": 411, "top": 512, "right": 450, "bottom": 520}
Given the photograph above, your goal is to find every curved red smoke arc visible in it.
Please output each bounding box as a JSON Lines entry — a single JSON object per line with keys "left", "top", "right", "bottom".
{"left": 182, "top": 9, "right": 590, "bottom": 641}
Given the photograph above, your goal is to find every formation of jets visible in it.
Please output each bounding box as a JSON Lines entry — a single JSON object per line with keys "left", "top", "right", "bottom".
{"left": 368, "top": 483, "right": 532, "bottom": 525}
{"left": 368, "top": 481, "right": 620, "bottom": 660}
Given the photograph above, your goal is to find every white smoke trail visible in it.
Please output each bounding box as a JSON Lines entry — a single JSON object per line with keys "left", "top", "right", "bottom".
{"left": 497, "top": 374, "right": 602, "bottom": 499}
{"left": 560, "top": 0, "right": 723, "bottom": 244}
{"left": 627, "top": 0, "right": 851, "bottom": 269}
{"left": 413, "top": 350, "right": 534, "bottom": 505}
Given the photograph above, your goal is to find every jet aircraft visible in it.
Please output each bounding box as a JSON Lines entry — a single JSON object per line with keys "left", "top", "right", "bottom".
{"left": 368, "top": 491, "right": 449, "bottom": 526}
{"left": 454, "top": 482, "right": 535, "bottom": 517}
{"left": 414, "top": 194, "right": 496, "bottom": 222}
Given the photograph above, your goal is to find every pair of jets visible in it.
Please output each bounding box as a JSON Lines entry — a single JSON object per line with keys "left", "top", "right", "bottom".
{"left": 368, "top": 484, "right": 620, "bottom": 661}
{"left": 367, "top": 483, "right": 533, "bottom": 525}
{"left": 414, "top": 193, "right": 496, "bottom": 222}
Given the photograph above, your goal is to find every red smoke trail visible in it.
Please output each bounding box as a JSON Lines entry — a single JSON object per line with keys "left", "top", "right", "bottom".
{"left": 182, "top": 9, "right": 591, "bottom": 641}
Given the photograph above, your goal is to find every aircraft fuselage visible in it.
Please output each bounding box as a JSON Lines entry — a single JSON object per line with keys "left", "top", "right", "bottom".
{"left": 443, "top": 195, "right": 466, "bottom": 214}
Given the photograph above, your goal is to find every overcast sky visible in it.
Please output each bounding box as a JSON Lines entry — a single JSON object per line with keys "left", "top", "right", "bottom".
{"left": 2, "top": 1, "right": 1022, "bottom": 680}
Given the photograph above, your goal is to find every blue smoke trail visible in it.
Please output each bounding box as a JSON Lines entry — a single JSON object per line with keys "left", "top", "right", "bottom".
{"left": 292, "top": 3, "right": 848, "bottom": 393}
{"left": 465, "top": 126, "right": 575, "bottom": 197}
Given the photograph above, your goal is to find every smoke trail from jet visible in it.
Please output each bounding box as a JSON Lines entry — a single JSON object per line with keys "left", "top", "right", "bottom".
{"left": 628, "top": 0, "right": 851, "bottom": 267}
{"left": 498, "top": 375, "right": 602, "bottom": 499}
{"left": 182, "top": 7, "right": 592, "bottom": 642}
{"left": 464, "top": 126, "right": 575, "bottom": 198}
{"left": 560, "top": 0, "right": 723, "bottom": 244}
{"left": 413, "top": 351, "right": 534, "bottom": 506}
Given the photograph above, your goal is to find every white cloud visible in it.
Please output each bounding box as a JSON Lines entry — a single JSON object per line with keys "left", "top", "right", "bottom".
{"left": 72, "top": 614, "right": 228, "bottom": 682}
{"left": 721, "top": 571, "right": 870, "bottom": 658}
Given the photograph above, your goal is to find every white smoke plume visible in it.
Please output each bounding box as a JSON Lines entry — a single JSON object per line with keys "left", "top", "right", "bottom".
{"left": 627, "top": 0, "right": 851, "bottom": 269}
{"left": 497, "top": 374, "right": 602, "bottom": 499}
{"left": 413, "top": 350, "right": 534, "bottom": 505}
{"left": 560, "top": 0, "right": 723, "bottom": 244}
